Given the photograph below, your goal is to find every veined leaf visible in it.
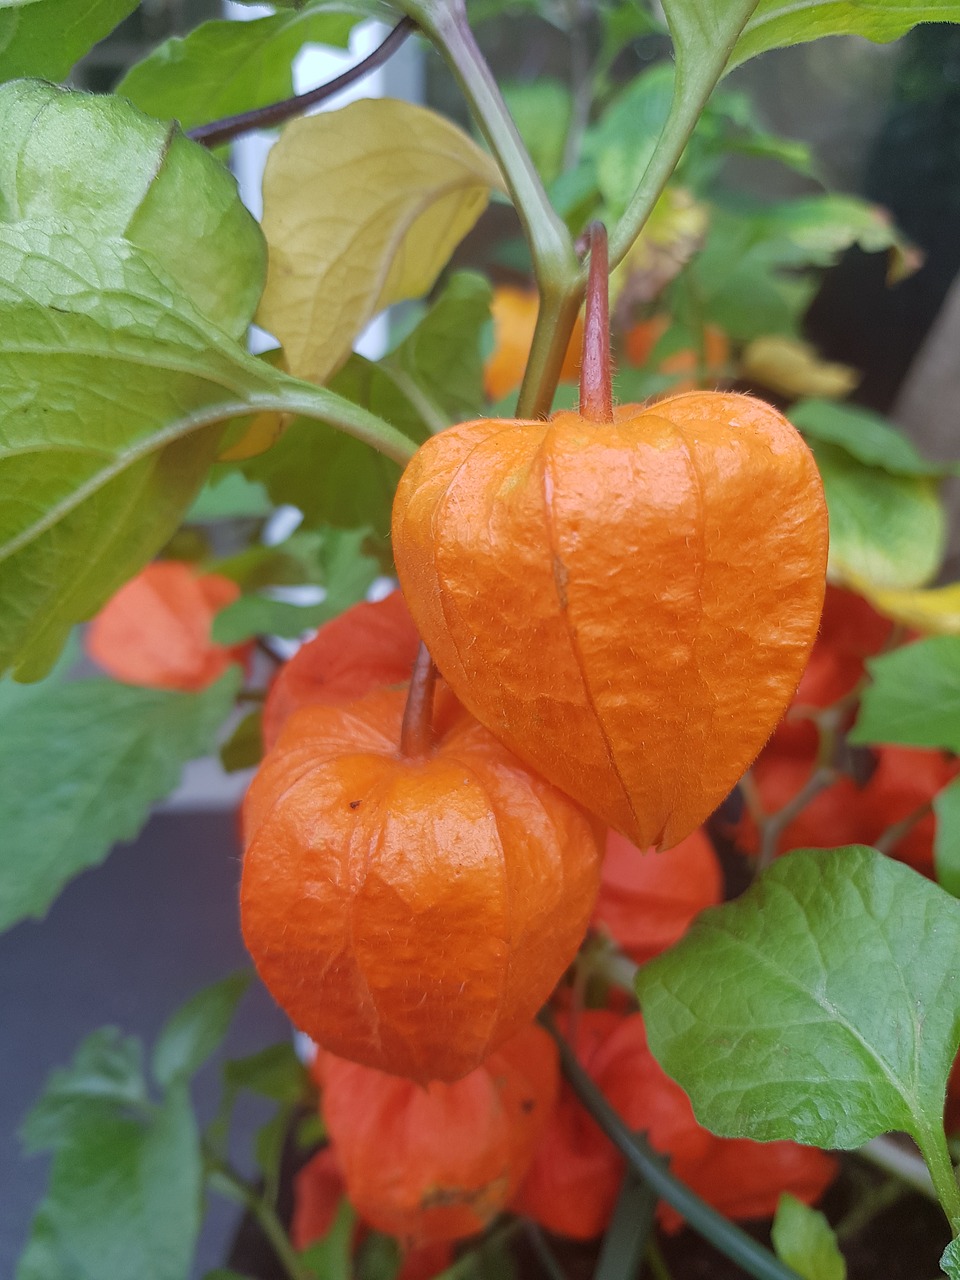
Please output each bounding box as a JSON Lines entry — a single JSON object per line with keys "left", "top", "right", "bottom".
{"left": 859, "top": 582, "right": 960, "bottom": 636}
{"left": 0, "top": 670, "right": 241, "bottom": 934}
{"left": 0, "top": 81, "right": 413, "bottom": 680}
{"left": 256, "top": 97, "right": 505, "bottom": 384}
{"left": 118, "top": 4, "right": 359, "bottom": 134}
{"left": 851, "top": 636, "right": 960, "bottom": 752}
{"left": 792, "top": 399, "right": 952, "bottom": 478}
{"left": 17, "top": 1084, "right": 202, "bottom": 1280}
{"left": 21, "top": 1028, "right": 148, "bottom": 1154}
{"left": 772, "top": 1195, "right": 846, "bottom": 1280}
{"left": 0, "top": 0, "right": 139, "bottom": 82}
{"left": 731, "top": 2, "right": 960, "bottom": 70}
{"left": 812, "top": 442, "right": 945, "bottom": 592}
{"left": 636, "top": 847, "right": 960, "bottom": 1165}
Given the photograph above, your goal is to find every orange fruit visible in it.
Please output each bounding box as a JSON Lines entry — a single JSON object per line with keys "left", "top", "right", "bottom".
{"left": 86, "top": 560, "right": 247, "bottom": 691}
{"left": 241, "top": 687, "right": 602, "bottom": 1081}
{"left": 392, "top": 390, "right": 828, "bottom": 849}
{"left": 315, "top": 1023, "right": 557, "bottom": 1246}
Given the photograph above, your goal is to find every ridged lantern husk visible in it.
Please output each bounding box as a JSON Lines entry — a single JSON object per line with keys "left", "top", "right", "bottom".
{"left": 392, "top": 390, "right": 829, "bottom": 850}
{"left": 240, "top": 688, "right": 602, "bottom": 1082}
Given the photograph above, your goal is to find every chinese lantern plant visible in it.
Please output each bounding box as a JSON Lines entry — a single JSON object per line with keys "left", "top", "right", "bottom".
{"left": 241, "top": 645, "right": 603, "bottom": 1081}
{"left": 393, "top": 222, "right": 830, "bottom": 850}
{"left": 8, "top": 2, "right": 960, "bottom": 1279}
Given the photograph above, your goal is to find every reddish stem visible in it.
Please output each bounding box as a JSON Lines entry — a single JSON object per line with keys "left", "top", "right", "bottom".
{"left": 579, "top": 221, "right": 613, "bottom": 423}
{"left": 400, "top": 643, "right": 437, "bottom": 757}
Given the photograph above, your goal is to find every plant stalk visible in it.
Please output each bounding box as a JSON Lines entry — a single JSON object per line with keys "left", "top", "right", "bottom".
{"left": 400, "top": 643, "right": 438, "bottom": 757}
{"left": 606, "top": 3, "right": 758, "bottom": 272}
{"left": 579, "top": 222, "right": 613, "bottom": 423}
{"left": 542, "top": 1013, "right": 805, "bottom": 1280}
{"left": 188, "top": 19, "right": 416, "bottom": 148}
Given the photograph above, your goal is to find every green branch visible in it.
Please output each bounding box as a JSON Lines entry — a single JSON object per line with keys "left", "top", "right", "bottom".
{"left": 542, "top": 1013, "right": 805, "bottom": 1280}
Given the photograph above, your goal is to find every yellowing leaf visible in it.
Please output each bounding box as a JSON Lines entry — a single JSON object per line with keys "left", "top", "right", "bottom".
{"left": 743, "top": 335, "right": 860, "bottom": 401}
{"left": 612, "top": 186, "right": 709, "bottom": 309}
{"left": 858, "top": 582, "right": 960, "bottom": 636}
{"left": 256, "top": 98, "right": 505, "bottom": 384}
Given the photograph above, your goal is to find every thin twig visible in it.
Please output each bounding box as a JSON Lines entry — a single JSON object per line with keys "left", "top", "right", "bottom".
{"left": 755, "top": 766, "right": 837, "bottom": 873}
{"left": 541, "top": 1012, "right": 804, "bottom": 1280}
{"left": 874, "top": 798, "right": 934, "bottom": 855}
{"left": 187, "top": 18, "right": 416, "bottom": 148}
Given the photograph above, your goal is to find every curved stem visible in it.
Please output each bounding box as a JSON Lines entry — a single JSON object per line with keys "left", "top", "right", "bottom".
{"left": 400, "top": 643, "right": 437, "bottom": 757}
{"left": 915, "top": 1121, "right": 960, "bottom": 1235}
{"left": 542, "top": 1013, "right": 805, "bottom": 1280}
{"left": 187, "top": 19, "right": 416, "bottom": 148}
{"left": 579, "top": 222, "right": 613, "bottom": 423}
{"left": 606, "top": 5, "right": 757, "bottom": 273}
{"left": 398, "top": 0, "right": 577, "bottom": 292}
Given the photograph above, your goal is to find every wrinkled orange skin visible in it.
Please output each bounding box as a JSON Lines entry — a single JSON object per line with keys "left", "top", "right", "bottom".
{"left": 316, "top": 1024, "right": 558, "bottom": 1246}
{"left": 513, "top": 1011, "right": 837, "bottom": 1240}
{"left": 262, "top": 590, "right": 420, "bottom": 750}
{"left": 86, "top": 560, "right": 248, "bottom": 691}
{"left": 292, "top": 1146, "right": 453, "bottom": 1278}
{"left": 624, "top": 315, "right": 730, "bottom": 390}
{"left": 484, "top": 286, "right": 583, "bottom": 401}
{"left": 241, "top": 689, "right": 602, "bottom": 1081}
{"left": 592, "top": 826, "right": 723, "bottom": 963}
{"left": 393, "top": 391, "right": 829, "bottom": 849}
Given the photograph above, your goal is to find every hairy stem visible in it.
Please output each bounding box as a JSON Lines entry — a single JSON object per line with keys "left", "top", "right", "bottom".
{"left": 400, "top": 643, "right": 438, "bottom": 757}
{"left": 188, "top": 19, "right": 416, "bottom": 148}
{"left": 579, "top": 222, "right": 613, "bottom": 423}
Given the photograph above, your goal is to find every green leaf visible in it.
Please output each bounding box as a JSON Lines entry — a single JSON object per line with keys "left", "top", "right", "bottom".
{"left": 851, "top": 637, "right": 960, "bottom": 752}
{"left": 152, "top": 972, "right": 252, "bottom": 1089}
{"left": 942, "top": 1237, "right": 960, "bottom": 1279}
{"left": 756, "top": 195, "right": 918, "bottom": 282}
{"left": 686, "top": 205, "right": 818, "bottom": 341}
{"left": 792, "top": 400, "right": 952, "bottom": 478}
{"left": 187, "top": 471, "right": 273, "bottom": 522}
{"left": 220, "top": 709, "right": 264, "bottom": 772}
{"left": 935, "top": 778, "right": 960, "bottom": 899}
{"left": 17, "top": 1083, "right": 202, "bottom": 1280}
{"left": 223, "top": 1042, "right": 309, "bottom": 1104}
{"left": 731, "top": 2, "right": 960, "bottom": 70}
{"left": 586, "top": 64, "right": 675, "bottom": 217}
{"left": 300, "top": 1200, "right": 355, "bottom": 1280}
{"left": 0, "top": 669, "right": 240, "bottom": 934}
{"left": 21, "top": 1028, "right": 147, "bottom": 1154}
{"left": 772, "top": 1194, "right": 846, "bottom": 1280}
{"left": 213, "top": 528, "right": 379, "bottom": 643}
{"left": 501, "top": 79, "right": 572, "bottom": 187}
{"left": 636, "top": 847, "right": 960, "bottom": 1159}
{"left": 0, "top": 81, "right": 413, "bottom": 680}
{"left": 0, "top": 81, "right": 267, "bottom": 679}
{"left": 812, "top": 441, "right": 946, "bottom": 591}
{"left": 117, "top": 5, "right": 359, "bottom": 134}
{"left": 242, "top": 272, "right": 489, "bottom": 536}
{"left": 0, "top": 0, "right": 139, "bottom": 82}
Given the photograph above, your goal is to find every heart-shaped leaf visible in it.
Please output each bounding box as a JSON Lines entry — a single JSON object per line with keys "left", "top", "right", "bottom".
{"left": 636, "top": 847, "right": 960, "bottom": 1218}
